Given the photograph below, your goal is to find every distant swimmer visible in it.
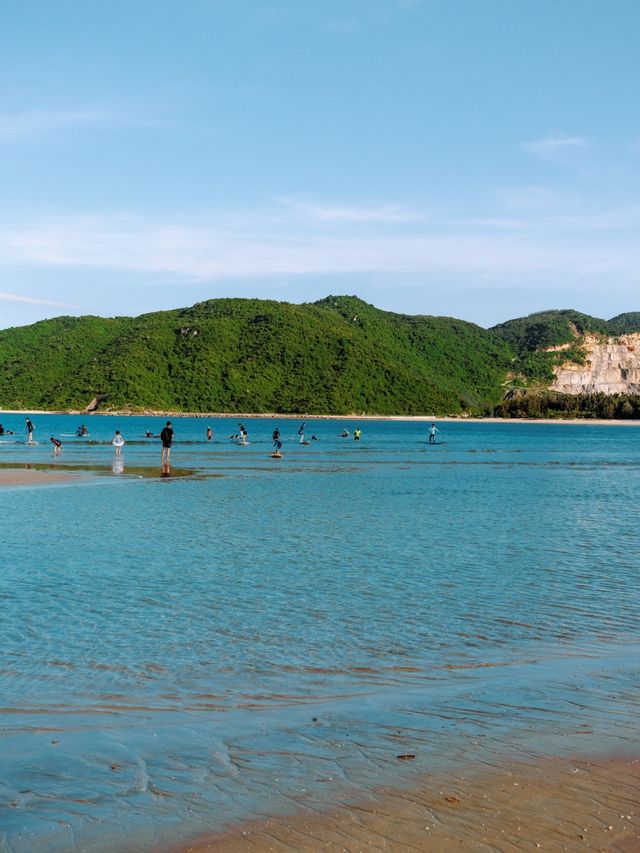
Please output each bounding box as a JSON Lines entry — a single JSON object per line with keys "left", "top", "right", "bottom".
{"left": 76, "top": 425, "right": 89, "bottom": 437}
{"left": 428, "top": 423, "right": 439, "bottom": 444}
{"left": 340, "top": 429, "right": 350, "bottom": 437}
{"left": 160, "top": 420, "right": 173, "bottom": 463}
{"left": 26, "top": 418, "right": 35, "bottom": 443}
{"left": 206, "top": 426, "right": 212, "bottom": 441}
{"left": 311, "top": 435, "right": 319, "bottom": 441}
{"left": 353, "top": 428, "right": 362, "bottom": 441}
{"left": 112, "top": 430, "right": 125, "bottom": 455}
{"left": 50, "top": 436, "right": 62, "bottom": 456}
{"left": 145, "top": 431, "right": 155, "bottom": 438}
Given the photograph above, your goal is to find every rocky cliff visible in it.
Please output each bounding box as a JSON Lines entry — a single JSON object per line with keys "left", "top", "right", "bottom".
{"left": 551, "top": 334, "right": 640, "bottom": 394}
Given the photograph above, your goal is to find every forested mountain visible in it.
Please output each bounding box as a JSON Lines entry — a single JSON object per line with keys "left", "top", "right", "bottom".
{"left": 0, "top": 297, "right": 638, "bottom": 415}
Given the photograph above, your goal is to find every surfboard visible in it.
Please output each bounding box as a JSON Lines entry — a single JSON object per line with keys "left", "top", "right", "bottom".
{"left": 271, "top": 451, "right": 282, "bottom": 458}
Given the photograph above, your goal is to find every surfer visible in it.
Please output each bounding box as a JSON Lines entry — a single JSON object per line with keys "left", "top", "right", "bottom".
{"left": 353, "top": 428, "right": 362, "bottom": 441}
{"left": 160, "top": 421, "right": 173, "bottom": 463}
{"left": 272, "top": 427, "right": 280, "bottom": 442}
{"left": 50, "top": 436, "right": 62, "bottom": 456}
{"left": 429, "top": 423, "right": 439, "bottom": 444}
{"left": 26, "top": 418, "right": 35, "bottom": 443}
{"left": 112, "top": 430, "right": 125, "bottom": 455}
{"left": 340, "top": 429, "right": 350, "bottom": 437}
{"left": 238, "top": 423, "right": 248, "bottom": 444}
{"left": 206, "top": 426, "right": 212, "bottom": 441}
{"left": 0, "top": 424, "right": 3, "bottom": 436}
{"left": 76, "top": 425, "right": 88, "bottom": 437}
{"left": 298, "top": 422, "right": 306, "bottom": 443}
{"left": 272, "top": 439, "right": 283, "bottom": 458}
{"left": 145, "top": 431, "right": 154, "bottom": 438}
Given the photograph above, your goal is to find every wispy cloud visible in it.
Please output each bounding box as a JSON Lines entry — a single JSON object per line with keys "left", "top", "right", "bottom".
{"left": 520, "top": 135, "right": 593, "bottom": 172}
{"left": 278, "top": 198, "right": 421, "bottom": 223}
{"left": 0, "top": 108, "right": 161, "bottom": 139}
{"left": 0, "top": 291, "right": 78, "bottom": 308}
{"left": 1, "top": 205, "right": 639, "bottom": 286}
{"left": 522, "top": 134, "right": 590, "bottom": 155}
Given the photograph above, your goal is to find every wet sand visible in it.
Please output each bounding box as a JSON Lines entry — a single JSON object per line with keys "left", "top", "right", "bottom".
{"left": 169, "top": 755, "right": 639, "bottom": 852}
{"left": 0, "top": 468, "right": 85, "bottom": 487}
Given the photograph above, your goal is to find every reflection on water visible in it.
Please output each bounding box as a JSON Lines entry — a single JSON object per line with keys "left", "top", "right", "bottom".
{"left": 112, "top": 453, "right": 124, "bottom": 475}
{"left": 0, "top": 416, "right": 639, "bottom": 852}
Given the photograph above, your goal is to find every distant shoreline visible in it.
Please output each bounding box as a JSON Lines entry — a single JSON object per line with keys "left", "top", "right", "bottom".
{"left": 1, "top": 408, "right": 640, "bottom": 425}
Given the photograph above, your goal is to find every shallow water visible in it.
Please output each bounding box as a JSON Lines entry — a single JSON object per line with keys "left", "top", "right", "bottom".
{"left": 0, "top": 415, "right": 639, "bottom": 852}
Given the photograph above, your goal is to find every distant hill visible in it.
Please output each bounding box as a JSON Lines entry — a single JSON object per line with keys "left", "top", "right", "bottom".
{"left": 607, "top": 312, "right": 640, "bottom": 335}
{"left": 0, "top": 296, "right": 511, "bottom": 414}
{"left": 1, "top": 297, "right": 639, "bottom": 416}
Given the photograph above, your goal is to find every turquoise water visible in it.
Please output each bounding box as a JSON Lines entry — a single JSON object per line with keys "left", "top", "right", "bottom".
{"left": 1, "top": 415, "right": 639, "bottom": 852}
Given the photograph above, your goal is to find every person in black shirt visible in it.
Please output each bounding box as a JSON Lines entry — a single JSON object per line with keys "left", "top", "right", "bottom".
{"left": 160, "top": 421, "right": 173, "bottom": 463}
{"left": 26, "top": 418, "right": 35, "bottom": 443}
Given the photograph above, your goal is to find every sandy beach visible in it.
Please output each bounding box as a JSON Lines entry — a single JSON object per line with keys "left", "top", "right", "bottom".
{"left": 0, "top": 468, "right": 85, "bottom": 487}
{"left": 1, "top": 408, "right": 639, "bottom": 425}
{"left": 169, "top": 754, "right": 640, "bottom": 852}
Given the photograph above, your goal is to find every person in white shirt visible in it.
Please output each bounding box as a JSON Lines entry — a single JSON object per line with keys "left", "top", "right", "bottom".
{"left": 112, "top": 430, "right": 125, "bottom": 455}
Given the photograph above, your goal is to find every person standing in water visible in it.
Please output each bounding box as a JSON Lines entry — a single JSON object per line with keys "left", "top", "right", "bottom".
{"left": 429, "top": 423, "right": 439, "bottom": 444}
{"left": 160, "top": 421, "right": 173, "bottom": 463}
{"left": 206, "top": 426, "right": 212, "bottom": 441}
{"left": 238, "top": 423, "right": 248, "bottom": 444}
{"left": 26, "top": 418, "right": 35, "bottom": 443}
{"left": 112, "top": 430, "right": 125, "bottom": 455}
{"left": 353, "top": 428, "right": 362, "bottom": 441}
{"left": 50, "top": 436, "right": 62, "bottom": 456}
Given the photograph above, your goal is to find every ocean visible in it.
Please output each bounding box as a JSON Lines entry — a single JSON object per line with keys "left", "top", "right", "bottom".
{"left": 0, "top": 415, "right": 638, "bottom": 852}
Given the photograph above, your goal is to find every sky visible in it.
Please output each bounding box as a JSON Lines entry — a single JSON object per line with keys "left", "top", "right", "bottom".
{"left": 1, "top": 0, "right": 640, "bottom": 329}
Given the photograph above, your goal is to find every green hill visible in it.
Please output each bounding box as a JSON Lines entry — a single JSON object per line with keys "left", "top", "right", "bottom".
{"left": 0, "top": 296, "right": 512, "bottom": 415}
{"left": 1, "top": 297, "right": 639, "bottom": 416}
{"left": 608, "top": 312, "right": 640, "bottom": 335}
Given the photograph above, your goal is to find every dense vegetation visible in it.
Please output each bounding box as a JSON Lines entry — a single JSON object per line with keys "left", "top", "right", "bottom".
{"left": 490, "top": 310, "right": 610, "bottom": 383}
{"left": 496, "top": 390, "right": 640, "bottom": 420}
{"left": 0, "top": 296, "right": 511, "bottom": 415}
{"left": 0, "top": 298, "right": 638, "bottom": 416}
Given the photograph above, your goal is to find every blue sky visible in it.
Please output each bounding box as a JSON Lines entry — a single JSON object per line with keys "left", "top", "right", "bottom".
{"left": 1, "top": 0, "right": 639, "bottom": 329}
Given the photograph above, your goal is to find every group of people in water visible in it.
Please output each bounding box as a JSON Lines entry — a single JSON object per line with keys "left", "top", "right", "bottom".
{"left": 1, "top": 417, "right": 444, "bottom": 466}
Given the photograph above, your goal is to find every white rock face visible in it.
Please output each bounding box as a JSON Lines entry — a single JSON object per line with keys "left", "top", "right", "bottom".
{"left": 551, "top": 334, "right": 640, "bottom": 395}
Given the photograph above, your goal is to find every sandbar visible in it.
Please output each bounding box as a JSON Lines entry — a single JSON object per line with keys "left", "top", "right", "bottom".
{"left": 0, "top": 468, "right": 85, "bottom": 488}
{"left": 168, "top": 754, "right": 639, "bottom": 852}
